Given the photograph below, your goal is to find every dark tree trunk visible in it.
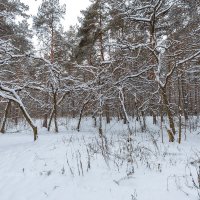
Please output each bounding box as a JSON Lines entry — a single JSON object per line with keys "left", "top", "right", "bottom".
{"left": 77, "top": 100, "right": 89, "bottom": 132}
{"left": 43, "top": 114, "right": 48, "bottom": 128}
{"left": 161, "top": 87, "right": 176, "bottom": 137}
{"left": 53, "top": 91, "right": 58, "bottom": 133}
{"left": 48, "top": 109, "right": 54, "bottom": 131}
{"left": 152, "top": 112, "right": 157, "bottom": 125}
{"left": 105, "top": 103, "right": 111, "bottom": 124}
{"left": 0, "top": 100, "right": 11, "bottom": 133}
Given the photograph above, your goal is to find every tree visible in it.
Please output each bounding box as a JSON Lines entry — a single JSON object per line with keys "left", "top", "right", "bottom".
{"left": 0, "top": 0, "right": 38, "bottom": 140}
{"left": 33, "top": 0, "right": 66, "bottom": 132}
{"left": 106, "top": 0, "right": 200, "bottom": 141}
{"left": 33, "top": 0, "right": 66, "bottom": 63}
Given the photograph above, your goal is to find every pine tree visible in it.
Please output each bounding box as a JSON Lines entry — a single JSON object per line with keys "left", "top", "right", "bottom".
{"left": 33, "top": 0, "right": 66, "bottom": 63}
{"left": 33, "top": 0, "right": 67, "bottom": 132}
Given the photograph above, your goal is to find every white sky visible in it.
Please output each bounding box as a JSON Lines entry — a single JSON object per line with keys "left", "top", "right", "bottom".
{"left": 21, "top": 0, "right": 91, "bottom": 30}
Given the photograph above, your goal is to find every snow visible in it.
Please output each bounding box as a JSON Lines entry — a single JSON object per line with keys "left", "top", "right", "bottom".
{"left": 0, "top": 117, "right": 200, "bottom": 200}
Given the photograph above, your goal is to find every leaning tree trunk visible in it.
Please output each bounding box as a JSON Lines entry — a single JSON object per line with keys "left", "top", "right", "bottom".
{"left": 18, "top": 103, "right": 38, "bottom": 141}
{"left": 0, "top": 100, "right": 11, "bottom": 133}
{"left": 0, "top": 85, "right": 38, "bottom": 140}
{"left": 77, "top": 107, "right": 84, "bottom": 132}
{"left": 47, "top": 108, "right": 54, "bottom": 131}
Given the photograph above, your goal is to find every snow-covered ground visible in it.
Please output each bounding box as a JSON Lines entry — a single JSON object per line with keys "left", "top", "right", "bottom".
{"left": 0, "top": 117, "right": 200, "bottom": 200}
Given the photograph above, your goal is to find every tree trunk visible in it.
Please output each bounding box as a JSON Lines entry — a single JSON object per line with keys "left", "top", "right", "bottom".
{"left": 53, "top": 91, "right": 58, "bottom": 133}
{"left": 178, "top": 75, "right": 182, "bottom": 144}
{"left": 119, "top": 88, "right": 133, "bottom": 135}
{"left": 161, "top": 87, "right": 176, "bottom": 136}
{"left": 181, "top": 77, "right": 189, "bottom": 121}
{"left": 18, "top": 103, "right": 38, "bottom": 141}
{"left": 99, "top": 104, "right": 103, "bottom": 137}
{"left": 0, "top": 100, "right": 11, "bottom": 133}
{"left": 152, "top": 111, "right": 157, "bottom": 125}
{"left": 105, "top": 103, "right": 111, "bottom": 124}
{"left": 77, "top": 99, "right": 89, "bottom": 132}
{"left": 92, "top": 115, "right": 97, "bottom": 127}
{"left": 48, "top": 92, "right": 67, "bottom": 132}
{"left": 141, "top": 111, "right": 146, "bottom": 131}
{"left": 47, "top": 108, "right": 54, "bottom": 131}
{"left": 42, "top": 93, "right": 48, "bottom": 128}
{"left": 77, "top": 108, "right": 83, "bottom": 132}
{"left": 43, "top": 113, "right": 48, "bottom": 128}
{"left": 160, "top": 100, "right": 164, "bottom": 143}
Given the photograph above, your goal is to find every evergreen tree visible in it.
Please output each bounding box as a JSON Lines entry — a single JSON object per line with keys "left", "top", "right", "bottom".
{"left": 33, "top": 0, "right": 66, "bottom": 63}
{"left": 76, "top": 0, "right": 110, "bottom": 64}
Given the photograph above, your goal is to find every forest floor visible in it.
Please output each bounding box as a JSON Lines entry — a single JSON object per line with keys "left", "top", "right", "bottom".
{"left": 0, "top": 117, "right": 200, "bottom": 200}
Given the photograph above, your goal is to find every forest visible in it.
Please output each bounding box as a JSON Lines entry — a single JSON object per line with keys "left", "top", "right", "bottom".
{"left": 0, "top": 0, "right": 200, "bottom": 200}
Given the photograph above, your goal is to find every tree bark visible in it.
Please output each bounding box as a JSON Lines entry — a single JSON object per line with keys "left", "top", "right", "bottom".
{"left": 53, "top": 91, "right": 58, "bottom": 133}
{"left": 42, "top": 93, "right": 48, "bottom": 128}
{"left": 47, "top": 108, "right": 54, "bottom": 131}
{"left": 77, "top": 100, "right": 89, "bottom": 132}
{"left": 178, "top": 74, "right": 182, "bottom": 144}
{"left": 161, "top": 87, "right": 176, "bottom": 136}
{"left": 18, "top": 103, "right": 38, "bottom": 141}
{"left": 0, "top": 100, "right": 11, "bottom": 133}
{"left": 105, "top": 103, "right": 111, "bottom": 124}
{"left": 43, "top": 113, "right": 48, "bottom": 128}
